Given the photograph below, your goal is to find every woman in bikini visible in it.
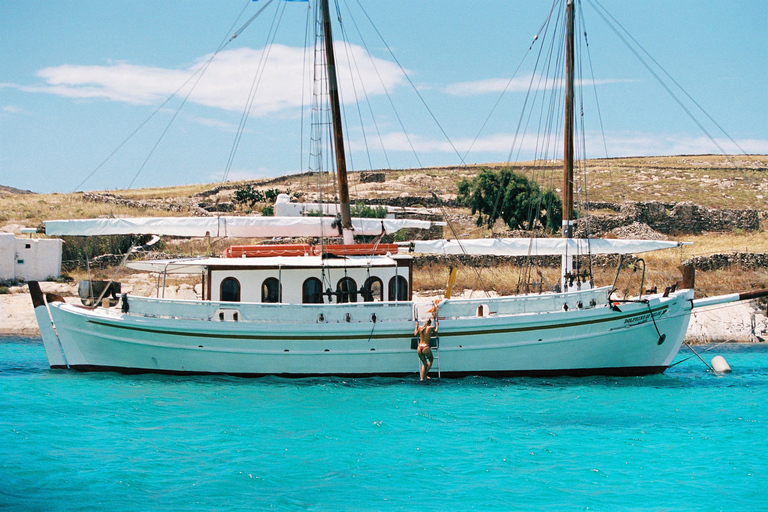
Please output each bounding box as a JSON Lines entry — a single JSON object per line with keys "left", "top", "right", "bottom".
{"left": 414, "top": 317, "right": 437, "bottom": 381}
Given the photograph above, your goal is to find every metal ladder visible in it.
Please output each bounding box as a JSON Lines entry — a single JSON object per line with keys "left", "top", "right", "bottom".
{"left": 432, "top": 335, "right": 440, "bottom": 378}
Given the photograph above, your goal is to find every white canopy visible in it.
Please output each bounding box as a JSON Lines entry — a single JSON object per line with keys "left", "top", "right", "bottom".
{"left": 44, "top": 216, "right": 431, "bottom": 238}
{"left": 409, "top": 238, "right": 687, "bottom": 256}
{"left": 125, "top": 254, "right": 402, "bottom": 274}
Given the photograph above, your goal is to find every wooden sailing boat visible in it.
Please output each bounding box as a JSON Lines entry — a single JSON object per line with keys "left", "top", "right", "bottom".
{"left": 30, "top": 0, "right": 754, "bottom": 377}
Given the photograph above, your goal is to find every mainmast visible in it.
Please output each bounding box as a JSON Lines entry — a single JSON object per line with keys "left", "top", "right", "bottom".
{"left": 561, "top": 0, "right": 577, "bottom": 290}
{"left": 321, "top": 0, "right": 354, "bottom": 245}
{"left": 562, "top": 0, "right": 575, "bottom": 240}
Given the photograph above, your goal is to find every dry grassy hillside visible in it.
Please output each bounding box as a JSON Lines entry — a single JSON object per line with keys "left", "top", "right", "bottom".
{"left": 2, "top": 155, "right": 766, "bottom": 227}
{"left": 2, "top": 155, "right": 767, "bottom": 297}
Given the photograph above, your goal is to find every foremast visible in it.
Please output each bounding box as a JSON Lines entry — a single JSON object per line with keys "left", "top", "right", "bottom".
{"left": 320, "top": 0, "right": 354, "bottom": 245}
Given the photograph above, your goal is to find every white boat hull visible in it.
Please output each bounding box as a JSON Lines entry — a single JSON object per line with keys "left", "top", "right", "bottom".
{"left": 37, "top": 287, "right": 694, "bottom": 377}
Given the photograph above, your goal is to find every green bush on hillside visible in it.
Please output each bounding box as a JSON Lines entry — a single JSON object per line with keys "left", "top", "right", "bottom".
{"left": 457, "top": 168, "right": 562, "bottom": 233}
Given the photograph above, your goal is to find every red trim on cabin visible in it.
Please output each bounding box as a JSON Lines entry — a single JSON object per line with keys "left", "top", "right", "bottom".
{"left": 222, "top": 243, "right": 398, "bottom": 258}
{"left": 316, "top": 244, "right": 399, "bottom": 256}
{"left": 223, "top": 244, "right": 311, "bottom": 258}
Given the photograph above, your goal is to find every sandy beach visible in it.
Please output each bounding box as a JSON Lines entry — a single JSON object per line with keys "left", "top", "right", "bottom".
{"left": 0, "top": 278, "right": 201, "bottom": 336}
{"left": 2, "top": 281, "right": 766, "bottom": 343}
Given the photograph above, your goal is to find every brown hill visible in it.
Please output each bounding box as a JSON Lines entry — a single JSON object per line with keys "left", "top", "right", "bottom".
{"left": 0, "top": 185, "right": 34, "bottom": 195}
{"left": 1, "top": 155, "right": 767, "bottom": 231}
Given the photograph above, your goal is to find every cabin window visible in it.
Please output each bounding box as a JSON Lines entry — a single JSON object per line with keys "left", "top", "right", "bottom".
{"left": 388, "top": 276, "right": 408, "bottom": 301}
{"left": 362, "top": 277, "right": 383, "bottom": 302}
{"left": 336, "top": 277, "right": 358, "bottom": 303}
{"left": 261, "top": 277, "right": 281, "bottom": 303}
{"left": 302, "top": 278, "right": 324, "bottom": 304}
{"left": 220, "top": 277, "right": 241, "bottom": 302}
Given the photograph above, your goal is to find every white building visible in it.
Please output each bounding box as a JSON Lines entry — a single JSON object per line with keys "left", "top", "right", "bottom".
{"left": 0, "top": 232, "right": 63, "bottom": 282}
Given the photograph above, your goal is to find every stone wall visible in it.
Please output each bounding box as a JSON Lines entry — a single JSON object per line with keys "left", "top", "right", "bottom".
{"left": 365, "top": 196, "right": 461, "bottom": 208}
{"left": 412, "top": 253, "right": 629, "bottom": 270}
{"left": 371, "top": 198, "right": 759, "bottom": 235}
{"left": 82, "top": 192, "right": 230, "bottom": 216}
{"left": 83, "top": 192, "right": 760, "bottom": 236}
{"left": 683, "top": 252, "right": 768, "bottom": 272}
{"left": 360, "top": 172, "right": 385, "bottom": 183}
{"left": 576, "top": 201, "right": 759, "bottom": 236}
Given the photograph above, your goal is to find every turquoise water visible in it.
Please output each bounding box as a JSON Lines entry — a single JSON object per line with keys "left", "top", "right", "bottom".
{"left": 1, "top": 337, "right": 766, "bottom": 511}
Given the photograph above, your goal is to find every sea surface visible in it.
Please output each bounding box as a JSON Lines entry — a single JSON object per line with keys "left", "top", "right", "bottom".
{"left": 1, "top": 337, "right": 766, "bottom": 512}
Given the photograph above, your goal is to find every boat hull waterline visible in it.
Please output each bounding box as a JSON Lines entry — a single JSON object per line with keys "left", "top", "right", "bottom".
{"left": 37, "top": 288, "right": 694, "bottom": 377}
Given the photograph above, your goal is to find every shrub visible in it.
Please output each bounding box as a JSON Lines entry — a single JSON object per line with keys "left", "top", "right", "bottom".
{"left": 457, "top": 168, "right": 562, "bottom": 233}
{"left": 350, "top": 202, "right": 387, "bottom": 219}
{"left": 61, "top": 235, "right": 161, "bottom": 266}
{"left": 233, "top": 185, "right": 265, "bottom": 208}
{"left": 393, "top": 229, "right": 408, "bottom": 242}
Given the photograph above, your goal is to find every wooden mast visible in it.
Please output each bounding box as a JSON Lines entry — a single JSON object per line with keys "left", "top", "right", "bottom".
{"left": 562, "top": 0, "right": 575, "bottom": 240}
{"left": 561, "top": 0, "right": 576, "bottom": 289}
{"left": 321, "top": 0, "right": 354, "bottom": 244}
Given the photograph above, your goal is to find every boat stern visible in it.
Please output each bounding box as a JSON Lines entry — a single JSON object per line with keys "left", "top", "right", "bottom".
{"left": 28, "top": 281, "right": 68, "bottom": 369}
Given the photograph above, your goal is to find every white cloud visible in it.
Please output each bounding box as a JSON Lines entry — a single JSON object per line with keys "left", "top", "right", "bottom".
{"left": 594, "top": 133, "right": 768, "bottom": 158}
{"left": 2, "top": 105, "right": 22, "bottom": 114}
{"left": 32, "top": 43, "right": 405, "bottom": 116}
{"left": 445, "top": 74, "right": 632, "bottom": 96}
{"left": 189, "top": 116, "right": 240, "bottom": 132}
{"left": 209, "top": 167, "right": 284, "bottom": 183}
{"left": 359, "top": 130, "right": 768, "bottom": 161}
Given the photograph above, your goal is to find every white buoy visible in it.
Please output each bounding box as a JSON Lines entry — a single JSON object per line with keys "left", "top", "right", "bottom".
{"left": 711, "top": 355, "right": 732, "bottom": 373}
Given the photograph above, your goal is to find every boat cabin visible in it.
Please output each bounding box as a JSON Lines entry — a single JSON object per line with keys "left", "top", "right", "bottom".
{"left": 127, "top": 244, "right": 413, "bottom": 305}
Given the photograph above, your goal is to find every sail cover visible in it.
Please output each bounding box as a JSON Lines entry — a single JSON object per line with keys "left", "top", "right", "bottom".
{"left": 410, "top": 238, "right": 687, "bottom": 256}
{"left": 44, "top": 216, "right": 431, "bottom": 238}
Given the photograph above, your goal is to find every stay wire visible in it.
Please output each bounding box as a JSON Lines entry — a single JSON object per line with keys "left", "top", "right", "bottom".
{"left": 586, "top": 0, "right": 737, "bottom": 160}
{"left": 590, "top": 0, "right": 751, "bottom": 160}
{"left": 131, "top": 5, "right": 269, "bottom": 189}
{"left": 300, "top": 2, "right": 312, "bottom": 175}
{"left": 231, "top": 0, "right": 277, "bottom": 41}
{"left": 482, "top": 4, "right": 553, "bottom": 230}
{"left": 338, "top": 0, "right": 381, "bottom": 171}
{"left": 341, "top": 0, "right": 392, "bottom": 169}
{"left": 73, "top": 0, "right": 255, "bottom": 192}
{"left": 461, "top": 39, "right": 537, "bottom": 162}
{"left": 350, "top": 0, "right": 421, "bottom": 168}
{"left": 222, "top": 1, "right": 286, "bottom": 184}
{"left": 493, "top": 1, "right": 562, "bottom": 235}
{"left": 332, "top": 3, "right": 362, "bottom": 174}
{"left": 354, "top": 0, "right": 465, "bottom": 167}
{"left": 462, "top": 2, "right": 556, "bottom": 162}
{"left": 578, "top": 0, "right": 618, "bottom": 247}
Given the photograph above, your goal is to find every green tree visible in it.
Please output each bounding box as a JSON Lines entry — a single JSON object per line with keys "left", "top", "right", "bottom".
{"left": 457, "top": 168, "right": 562, "bottom": 233}
{"left": 233, "top": 184, "right": 265, "bottom": 208}
{"left": 350, "top": 202, "right": 388, "bottom": 219}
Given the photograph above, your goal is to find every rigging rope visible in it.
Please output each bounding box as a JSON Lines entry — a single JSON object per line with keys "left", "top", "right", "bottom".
{"left": 336, "top": 0, "right": 380, "bottom": 171}
{"left": 221, "top": 0, "right": 286, "bottom": 184}
{"left": 340, "top": 0, "right": 392, "bottom": 169}
{"left": 353, "top": 0, "right": 466, "bottom": 168}
{"left": 586, "top": 0, "right": 744, "bottom": 161}
{"left": 73, "top": 0, "right": 256, "bottom": 192}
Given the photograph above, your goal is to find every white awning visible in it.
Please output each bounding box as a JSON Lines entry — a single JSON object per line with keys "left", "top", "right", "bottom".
{"left": 408, "top": 238, "right": 688, "bottom": 256}
{"left": 45, "top": 216, "right": 432, "bottom": 237}
{"left": 126, "top": 254, "right": 401, "bottom": 274}
{"left": 126, "top": 259, "right": 209, "bottom": 274}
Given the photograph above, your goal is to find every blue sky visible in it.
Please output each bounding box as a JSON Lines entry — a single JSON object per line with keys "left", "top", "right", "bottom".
{"left": 1, "top": 0, "right": 766, "bottom": 193}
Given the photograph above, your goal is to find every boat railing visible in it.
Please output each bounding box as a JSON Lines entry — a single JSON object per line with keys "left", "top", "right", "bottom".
{"left": 436, "top": 286, "right": 612, "bottom": 319}
{"left": 123, "top": 295, "right": 415, "bottom": 323}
